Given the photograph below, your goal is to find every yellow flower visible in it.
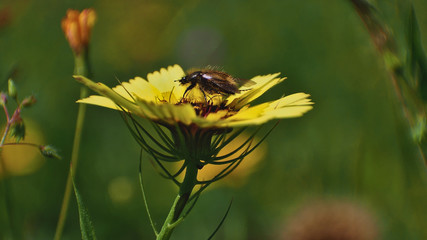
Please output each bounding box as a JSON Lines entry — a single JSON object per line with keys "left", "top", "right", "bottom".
{"left": 75, "top": 64, "right": 313, "bottom": 185}
{"left": 61, "top": 9, "right": 96, "bottom": 55}
{"left": 75, "top": 65, "right": 313, "bottom": 128}
{"left": 76, "top": 65, "right": 313, "bottom": 238}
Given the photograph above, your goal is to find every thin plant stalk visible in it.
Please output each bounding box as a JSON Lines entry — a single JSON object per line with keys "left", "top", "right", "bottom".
{"left": 0, "top": 161, "right": 14, "bottom": 240}
{"left": 0, "top": 100, "right": 15, "bottom": 239}
{"left": 350, "top": 0, "right": 427, "bottom": 166}
{"left": 156, "top": 162, "right": 199, "bottom": 240}
{"left": 54, "top": 51, "right": 90, "bottom": 240}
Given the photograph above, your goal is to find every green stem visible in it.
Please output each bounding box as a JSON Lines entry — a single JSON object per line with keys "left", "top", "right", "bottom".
{"left": 54, "top": 51, "right": 90, "bottom": 240}
{"left": 0, "top": 102, "right": 15, "bottom": 239}
{"left": 0, "top": 167, "right": 15, "bottom": 240}
{"left": 156, "top": 162, "right": 198, "bottom": 240}
{"left": 0, "top": 104, "right": 10, "bottom": 145}
{"left": 0, "top": 164, "right": 12, "bottom": 240}
{"left": 2, "top": 142, "right": 39, "bottom": 147}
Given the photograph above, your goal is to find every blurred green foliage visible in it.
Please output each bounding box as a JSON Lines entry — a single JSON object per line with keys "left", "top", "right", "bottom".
{"left": 0, "top": 0, "right": 426, "bottom": 239}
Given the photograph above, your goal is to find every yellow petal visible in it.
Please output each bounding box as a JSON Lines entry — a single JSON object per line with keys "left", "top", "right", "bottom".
{"left": 112, "top": 77, "right": 159, "bottom": 102}
{"left": 77, "top": 95, "right": 120, "bottom": 110}
{"left": 75, "top": 66, "right": 314, "bottom": 129}
{"left": 135, "top": 99, "right": 197, "bottom": 125}
{"left": 226, "top": 103, "right": 269, "bottom": 120}
{"left": 264, "top": 105, "right": 314, "bottom": 118}
{"left": 227, "top": 94, "right": 313, "bottom": 127}
{"left": 74, "top": 75, "right": 143, "bottom": 115}
{"left": 267, "top": 93, "right": 314, "bottom": 109}
{"left": 147, "top": 64, "right": 186, "bottom": 95}
{"left": 226, "top": 73, "right": 285, "bottom": 109}
{"left": 194, "top": 92, "right": 313, "bottom": 128}
{"left": 204, "top": 110, "right": 229, "bottom": 121}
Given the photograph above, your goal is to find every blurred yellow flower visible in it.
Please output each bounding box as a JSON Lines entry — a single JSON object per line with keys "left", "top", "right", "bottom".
{"left": 195, "top": 133, "right": 267, "bottom": 188}
{"left": 108, "top": 176, "right": 134, "bottom": 204}
{"left": 61, "top": 8, "right": 96, "bottom": 55}
{"left": 75, "top": 65, "right": 313, "bottom": 128}
{"left": 0, "top": 120, "right": 45, "bottom": 177}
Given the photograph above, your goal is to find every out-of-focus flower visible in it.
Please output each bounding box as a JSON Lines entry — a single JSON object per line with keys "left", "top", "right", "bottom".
{"left": 9, "top": 111, "right": 25, "bottom": 142}
{"left": 108, "top": 176, "right": 134, "bottom": 204}
{"left": 194, "top": 133, "right": 267, "bottom": 187}
{"left": 61, "top": 9, "right": 96, "bottom": 55}
{"left": 280, "top": 199, "right": 380, "bottom": 240}
{"left": 0, "top": 121, "right": 45, "bottom": 177}
{"left": 21, "top": 95, "right": 37, "bottom": 108}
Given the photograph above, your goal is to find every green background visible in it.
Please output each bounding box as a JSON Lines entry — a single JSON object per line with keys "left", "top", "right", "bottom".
{"left": 0, "top": 0, "right": 426, "bottom": 239}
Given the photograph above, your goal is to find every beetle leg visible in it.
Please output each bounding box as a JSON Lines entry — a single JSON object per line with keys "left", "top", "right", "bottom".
{"left": 181, "top": 83, "right": 196, "bottom": 102}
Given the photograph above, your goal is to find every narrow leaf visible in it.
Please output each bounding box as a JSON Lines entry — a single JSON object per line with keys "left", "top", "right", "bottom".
{"left": 138, "top": 149, "right": 159, "bottom": 236}
{"left": 72, "top": 172, "right": 97, "bottom": 240}
{"left": 207, "top": 199, "right": 233, "bottom": 240}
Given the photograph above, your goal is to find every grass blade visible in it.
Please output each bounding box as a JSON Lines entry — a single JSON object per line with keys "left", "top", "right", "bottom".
{"left": 71, "top": 169, "right": 97, "bottom": 240}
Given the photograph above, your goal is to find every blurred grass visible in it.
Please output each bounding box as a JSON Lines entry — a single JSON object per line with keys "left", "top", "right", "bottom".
{"left": 0, "top": 0, "right": 426, "bottom": 239}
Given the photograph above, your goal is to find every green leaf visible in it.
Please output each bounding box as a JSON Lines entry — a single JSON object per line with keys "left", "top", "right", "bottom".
{"left": 72, "top": 174, "right": 97, "bottom": 240}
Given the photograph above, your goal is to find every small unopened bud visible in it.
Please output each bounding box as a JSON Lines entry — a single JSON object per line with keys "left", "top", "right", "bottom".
{"left": 0, "top": 92, "right": 7, "bottom": 106}
{"left": 39, "top": 145, "right": 61, "bottom": 159}
{"left": 61, "top": 9, "right": 96, "bottom": 55}
{"left": 8, "top": 79, "right": 17, "bottom": 100}
{"left": 21, "top": 95, "right": 37, "bottom": 108}
{"left": 9, "top": 117, "right": 25, "bottom": 142}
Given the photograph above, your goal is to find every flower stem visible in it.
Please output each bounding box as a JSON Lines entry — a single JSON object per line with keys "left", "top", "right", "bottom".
{"left": 156, "top": 162, "right": 198, "bottom": 240}
{"left": 0, "top": 102, "right": 15, "bottom": 239}
{"left": 54, "top": 51, "right": 90, "bottom": 240}
{"left": 0, "top": 168, "right": 15, "bottom": 240}
{"left": 0, "top": 104, "right": 10, "bottom": 145}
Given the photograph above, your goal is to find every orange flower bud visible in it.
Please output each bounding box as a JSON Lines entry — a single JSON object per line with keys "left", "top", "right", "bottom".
{"left": 61, "top": 9, "right": 96, "bottom": 55}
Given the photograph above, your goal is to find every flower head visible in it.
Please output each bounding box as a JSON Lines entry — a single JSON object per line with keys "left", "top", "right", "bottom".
{"left": 75, "top": 65, "right": 313, "bottom": 184}
{"left": 61, "top": 9, "right": 96, "bottom": 55}
{"left": 9, "top": 109, "right": 25, "bottom": 142}
{"left": 76, "top": 65, "right": 313, "bottom": 238}
{"left": 76, "top": 65, "right": 313, "bottom": 128}
{"left": 280, "top": 199, "right": 380, "bottom": 240}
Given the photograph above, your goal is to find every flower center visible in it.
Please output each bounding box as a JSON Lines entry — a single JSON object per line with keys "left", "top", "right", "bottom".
{"left": 193, "top": 102, "right": 223, "bottom": 117}
{"left": 177, "top": 96, "right": 236, "bottom": 119}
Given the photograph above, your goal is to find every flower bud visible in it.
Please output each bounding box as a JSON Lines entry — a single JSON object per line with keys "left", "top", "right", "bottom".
{"left": 61, "top": 9, "right": 96, "bottom": 55}
{"left": 9, "top": 117, "right": 25, "bottom": 142}
{"left": 8, "top": 78, "right": 17, "bottom": 100}
{"left": 21, "top": 95, "right": 37, "bottom": 108}
{"left": 0, "top": 92, "right": 7, "bottom": 106}
{"left": 39, "top": 145, "right": 61, "bottom": 159}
